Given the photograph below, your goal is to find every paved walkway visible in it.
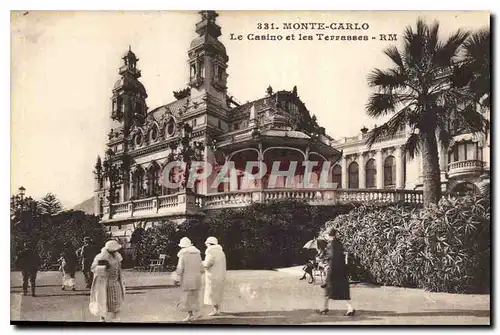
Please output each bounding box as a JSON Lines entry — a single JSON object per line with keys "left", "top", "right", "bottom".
{"left": 10, "top": 268, "right": 490, "bottom": 325}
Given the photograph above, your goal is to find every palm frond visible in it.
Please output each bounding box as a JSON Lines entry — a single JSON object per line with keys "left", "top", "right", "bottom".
{"left": 432, "top": 29, "right": 470, "bottom": 67}
{"left": 427, "top": 20, "right": 440, "bottom": 53}
{"left": 384, "top": 46, "right": 404, "bottom": 68}
{"left": 365, "top": 106, "right": 414, "bottom": 148}
{"left": 457, "top": 105, "right": 489, "bottom": 135}
{"left": 435, "top": 119, "right": 453, "bottom": 149}
{"left": 366, "top": 93, "right": 396, "bottom": 117}
{"left": 367, "top": 68, "right": 407, "bottom": 90}
{"left": 463, "top": 28, "right": 490, "bottom": 61}
{"left": 403, "top": 132, "right": 421, "bottom": 159}
{"left": 365, "top": 124, "right": 390, "bottom": 148}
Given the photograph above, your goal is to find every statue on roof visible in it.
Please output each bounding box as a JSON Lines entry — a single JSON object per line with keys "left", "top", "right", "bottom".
{"left": 266, "top": 85, "right": 273, "bottom": 96}
{"left": 199, "top": 10, "right": 218, "bottom": 23}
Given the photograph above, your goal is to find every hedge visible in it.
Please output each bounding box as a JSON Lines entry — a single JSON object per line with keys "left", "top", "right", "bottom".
{"left": 321, "top": 195, "right": 490, "bottom": 293}
{"left": 135, "top": 200, "right": 346, "bottom": 270}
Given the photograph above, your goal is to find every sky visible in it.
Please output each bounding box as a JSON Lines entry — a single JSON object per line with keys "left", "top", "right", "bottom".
{"left": 10, "top": 10, "right": 489, "bottom": 208}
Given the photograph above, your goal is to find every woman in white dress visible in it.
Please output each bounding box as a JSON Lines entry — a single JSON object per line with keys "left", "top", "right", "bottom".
{"left": 174, "top": 237, "right": 204, "bottom": 322}
{"left": 89, "top": 240, "right": 126, "bottom": 322}
{"left": 202, "top": 237, "right": 227, "bottom": 316}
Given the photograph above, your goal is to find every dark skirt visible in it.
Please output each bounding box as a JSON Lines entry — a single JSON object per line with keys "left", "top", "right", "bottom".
{"left": 324, "top": 270, "right": 350, "bottom": 300}
{"left": 324, "top": 240, "right": 350, "bottom": 300}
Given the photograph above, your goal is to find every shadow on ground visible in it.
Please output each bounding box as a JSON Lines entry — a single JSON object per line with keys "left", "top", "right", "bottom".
{"left": 125, "top": 284, "right": 177, "bottom": 290}
{"left": 10, "top": 291, "right": 146, "bottom": 297}
{"left": 192, "top": 309, "right": 490, "bottom": 325}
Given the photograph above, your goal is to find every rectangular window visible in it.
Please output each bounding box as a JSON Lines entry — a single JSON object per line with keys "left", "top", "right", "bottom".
{"left": 458, "top": 144, "right": 466, "bottom": 161}
{"left": 234, "top": 123, "right": 240, "bottom": 130}
{"left": 467, "top": 143, "right": 476, "bottom": 160}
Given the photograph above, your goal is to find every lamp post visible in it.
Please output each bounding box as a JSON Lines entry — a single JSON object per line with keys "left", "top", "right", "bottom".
{"left": 18, "top": 186, "right": 26, "bottom": 200}
{"left": 11, "top": 186, "right": 38, "bottom": 238}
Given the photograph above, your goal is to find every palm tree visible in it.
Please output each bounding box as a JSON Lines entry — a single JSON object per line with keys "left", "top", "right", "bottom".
{"left": 365, "top": 19, "right": 488, "bottom": 205}
{"left": 454, "top": 28, "right": 490, "bottom": 108}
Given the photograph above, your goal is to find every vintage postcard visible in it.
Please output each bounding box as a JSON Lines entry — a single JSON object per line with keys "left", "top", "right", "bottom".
{"left": 10, "top": 10, "right": 491, "bottom": 325}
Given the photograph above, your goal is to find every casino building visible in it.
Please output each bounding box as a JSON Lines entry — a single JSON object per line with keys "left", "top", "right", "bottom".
{"left": 93, "top": 11, "right": 490, "bottom": 242}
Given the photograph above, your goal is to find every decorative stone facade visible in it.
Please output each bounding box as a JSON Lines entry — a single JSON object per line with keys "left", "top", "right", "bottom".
{"left": 93, "top": 11, "right": 489, "bottom": 242}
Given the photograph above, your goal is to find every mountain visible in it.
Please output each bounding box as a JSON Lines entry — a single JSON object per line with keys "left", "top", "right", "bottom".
{"left": 72, "top": 196, "right": 95, "bottom": 215}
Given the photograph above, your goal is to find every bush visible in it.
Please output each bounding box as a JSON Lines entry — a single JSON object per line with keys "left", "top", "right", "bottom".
{"left": 321, "top": 195, "right": 490, "bottom": 293}
{"left": 134, "top": 221, "right": 178, "bottom": 269}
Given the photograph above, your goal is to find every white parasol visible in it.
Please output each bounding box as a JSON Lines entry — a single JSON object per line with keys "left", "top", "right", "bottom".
{"left": 303, "top": 239, "right": 318, "bottom": 249}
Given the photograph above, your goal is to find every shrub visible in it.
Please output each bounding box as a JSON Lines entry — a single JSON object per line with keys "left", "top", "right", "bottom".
{"left": 134, "top": 220, "right": 178, "bottom": 269}
{"left": 321, "top": 195, "right": 490, "bottom": 293}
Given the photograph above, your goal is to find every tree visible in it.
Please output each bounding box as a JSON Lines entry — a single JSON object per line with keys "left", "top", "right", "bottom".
{"left": 365, "top": 19, "right": 488, "bottom": 205}
{"left": 454, "top": 28, "right": 490, "bottom": 108}
{"left": 38, "top": 193, "right": 63, "bottom": 216}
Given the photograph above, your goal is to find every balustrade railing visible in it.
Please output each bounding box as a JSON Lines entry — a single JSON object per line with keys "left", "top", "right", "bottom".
{"left": 106, "top": 188, "right": 424, "bottom": 220}
{"left": 448, "top": 160, "right": 484, "bottom": 171}
{"left": 158, "top": 194, "right": 178, "bottom": 209}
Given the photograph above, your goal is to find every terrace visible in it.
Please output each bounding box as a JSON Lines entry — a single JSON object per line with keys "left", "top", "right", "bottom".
{"left": 102, "top": 188, "right": 424, "bottom": 223}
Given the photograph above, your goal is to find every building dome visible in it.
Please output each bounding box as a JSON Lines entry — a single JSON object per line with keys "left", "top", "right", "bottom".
{"left": 189, "top": 35, "right": 227, "bottom": 55}
{"left": 113, "top": 76, "right": 147, "bottom": 97}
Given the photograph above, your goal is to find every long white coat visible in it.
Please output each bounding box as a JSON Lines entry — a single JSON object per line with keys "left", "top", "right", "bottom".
{"left": 202, "top": 244, "right": 227, "bottom": 306}
{"left": 89, "top": 249, "right": 126, "bottom": 320}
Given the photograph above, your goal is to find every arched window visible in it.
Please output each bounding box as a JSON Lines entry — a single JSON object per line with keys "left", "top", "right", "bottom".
{"left": 149, "top": 126, "right": 159, "bottom": 143}
{"left": 193, "top": 179, "right": 201, "bottom": 194}
{"left": 384, "top": 156, "right": 396, "bottom": 187}
{"left": 365, "top": 159, "right": 377, "bottom": 188}
{"left": 132, "top": 168, "right": 145, "bottom": 199}
{"left": 146, "top": 164, "right": 160, "bottom": 197}
{"left": 348, "top": 162, "right": 359, "bottom": 189}
{"left": 236, "top": 172, "right": 244, "bottom": 190}
{"left": 450, "top": 182, "right": 480, "bottom": 197}
{"left": 166, "top": 119, "right": 176, "bottom": 137}
{"left": 162, "top": 166, "right": 181, "bottom": 195}
{"left": 332, "top": 165, "right": 342, "bottom": 188}
{"left": 217, "top": 181, "right": 225, "bottom": 193}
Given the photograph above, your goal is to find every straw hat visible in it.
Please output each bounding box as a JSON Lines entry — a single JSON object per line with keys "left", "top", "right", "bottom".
{"left": 104, "top": 240, "right": 122, "bottom": 252}
{"left": 178, "top": 237, "right": 193, "bottom": 248}
{"left": 205, "top": 236, "right": 218, "bottom": 245}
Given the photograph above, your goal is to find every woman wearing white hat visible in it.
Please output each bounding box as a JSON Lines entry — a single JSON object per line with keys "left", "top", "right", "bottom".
{"left": 202, "top": 236, "right": 226, "bottom": 316}
{"left": 174, "top": 237, "right": 204, "bottom": 322}
{"left": 88, "top": 240, "right": 126, "bottom": 322}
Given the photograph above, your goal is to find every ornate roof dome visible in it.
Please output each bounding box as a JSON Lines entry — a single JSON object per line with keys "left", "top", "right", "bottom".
{"left": 113, "top": 76, "right": 147, "bottom": 97}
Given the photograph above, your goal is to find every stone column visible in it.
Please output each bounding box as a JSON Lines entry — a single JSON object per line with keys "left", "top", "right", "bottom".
{"left": 202, "top": 144, "right": 210, "bottom": 195}
{"left": 93, "top": 193, "right": 101, "bottom": 217}
{"left": 129, "top": 171, "right": 134, "bottom": 199}
{"left": 120, "top": 183, "right": 126, "bottom": 203}
{"left": 341, "top": 156, "right": 348, "bottom": 190}
{"left": 376, "top": 149, "right": 384, "bottom": 189}
{"left": 358, "top": 153, "right": 366, "bottom": 189}
{"left": 437, "top": 143, "right": 447, "bottom": 191}
{"left": 395, "top": 146, "right": 404, "bottom": 189}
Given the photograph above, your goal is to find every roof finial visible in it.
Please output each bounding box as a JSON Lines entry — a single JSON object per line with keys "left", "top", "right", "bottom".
{"left": 129, "top": 45, "right": 131, "bottom": 52}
